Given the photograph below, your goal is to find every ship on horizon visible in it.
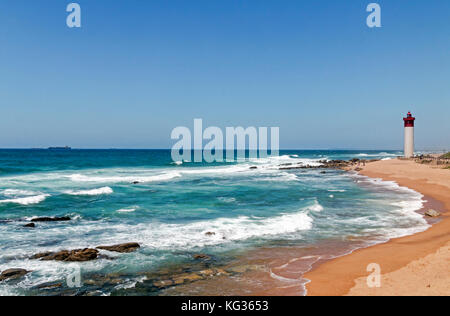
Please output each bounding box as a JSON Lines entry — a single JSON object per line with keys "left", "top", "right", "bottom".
{"left": 48, "top": 146, "right": 72, "bottom": 150}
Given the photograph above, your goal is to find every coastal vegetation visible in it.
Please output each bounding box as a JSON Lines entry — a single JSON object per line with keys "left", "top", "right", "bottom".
{"left": 440, "top": 152, "right": 450, "bottom": 159}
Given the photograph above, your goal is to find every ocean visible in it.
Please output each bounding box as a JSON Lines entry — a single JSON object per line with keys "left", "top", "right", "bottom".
{"left": 0, "top": 150, "right": 430, "bottom": 296}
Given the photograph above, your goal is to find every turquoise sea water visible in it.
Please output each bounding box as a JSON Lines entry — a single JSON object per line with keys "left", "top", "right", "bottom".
{"left": 0, "top": 150, "right": 430, "bottom": 295}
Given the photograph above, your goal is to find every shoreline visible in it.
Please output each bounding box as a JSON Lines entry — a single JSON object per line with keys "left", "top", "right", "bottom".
{"left": 304, "top": 159, "right": 450, "bottom": 296}
{"left": 158, "top": 161, "right": 442, "bottom": 297}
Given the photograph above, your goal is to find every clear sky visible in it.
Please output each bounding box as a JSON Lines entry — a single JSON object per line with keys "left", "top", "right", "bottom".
{"left": 0, "top": 0, "right": 449, "bottom": 150}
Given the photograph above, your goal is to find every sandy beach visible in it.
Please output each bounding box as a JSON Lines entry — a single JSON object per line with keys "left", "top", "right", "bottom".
{"left": 305, "top": 159, "right": 450, "bottom": 296}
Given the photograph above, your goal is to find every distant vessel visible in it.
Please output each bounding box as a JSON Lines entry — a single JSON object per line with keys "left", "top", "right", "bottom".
{"left": 48, "top": 146, "right": 72, "bottom": 150}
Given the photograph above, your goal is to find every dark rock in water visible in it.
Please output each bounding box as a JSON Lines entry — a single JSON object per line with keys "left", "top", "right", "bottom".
{"left": 425, "top": 209, "right": 441, "bottom": 218}
{"left": 97, "top": 243, "right": 140, "bottom": 253}
{"left": 205, "top": 232, "right": 216, "bottom": 236}
{"left": 36, "top": 282, "right": 63, "bottom": 290}
{"left": 132, "top": 181, "right": 140, "bottom": 184}
{"left": 0, "top": 269, "right": 29, "bottom": 282}
{"left": 31, "top": 217, "right": 71, "bottom": 223}
{"left": 152, "top": 268, "right": 230, "bottom": 289}
{"left": 320, "top": 171, "right": 327, "bottom": 174}
{"left": 31, "top": 252, "right": 53, "bottom": 260}
{"left": 83, "top": 273, "right": 125, "bottom": 287}
{"left": 249, "top": 166, "right": 258, "bottom": 170}
{"left": 193, "top": 254, "right": 211, "bottom": 260}
{"left": 32, "top": 248, "right": 99, "bottom": 262}
{"left": 24, "top": 223, "right": 36, "bottom": 228}
{"left": 279, "top": 159, "right": 379, "bottom": 171}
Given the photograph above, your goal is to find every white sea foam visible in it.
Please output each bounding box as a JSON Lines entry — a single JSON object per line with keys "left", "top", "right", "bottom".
{"left": 1, "top": 189, "right": 38, "bottom": 197}
{"left": 356, "top": 152, "right": 398, "bottom": 158}
{"left": 90, "top": 209, "right": 315, "bottom": 250}
{"left": 347, "top": 173, "right": 430, "bottom": 240}
{"left": 307, "top": 201, "right": 324, "bottom": 212}
{"left": 217, "top": 197, "right": 236, "bottom": 203}
{"left": 64, "top": 187, "right": 113, "bottom": 196}
{"left": 117, "top": 207, "right": 137, "bottom": 213}
{"left": 0, "top": 194, "right": 50, "bottom": 205}
{"left": 249, "top": 155, "right": 323, "bottom": 168}
{"left": 68, "top": 172, "right": 181, "bottom": 184}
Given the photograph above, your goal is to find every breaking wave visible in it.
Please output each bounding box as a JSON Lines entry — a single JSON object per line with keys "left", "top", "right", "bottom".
{"left": 0, "top": 194, "right": 50, "bottom": 205}
{"left": 64, "top": 187, "right": 114, "bottom": 196}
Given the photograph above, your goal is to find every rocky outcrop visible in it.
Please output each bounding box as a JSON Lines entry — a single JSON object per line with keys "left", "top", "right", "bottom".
{"left": 0, "top": 269, "right": 29, "bottom": 282}
{"left": 278, "top": 159, "right": 379, "bottom": 171}
{"left": 193, "top": 254, "right": 211, "bottom": 260}
{"left": 425, "top": 209, "right": 441, "bottom": 217}
{"left": 97, "top": 243, "right": 140, "bottom": 253}
{"left": 36, "top": 282, "right": 63, "bottom": 290}
{"left": 31, "top": 217, "right": 71, "bottom": 222}
{"left": 23, "top": 223, "right": 36, "bottom": 228}
{"left": 152, "top": 268, "right": 229, "bottom": 289}
{"left": 32, "top": 248, "right": 99, "bottom": 262}
{"left": 204, "top": 232, "right": 216, "bottom": 236}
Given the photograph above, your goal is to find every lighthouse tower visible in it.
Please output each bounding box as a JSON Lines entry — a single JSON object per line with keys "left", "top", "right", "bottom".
{"left": 403, "top": 112, "right": 415, "bottom": 158}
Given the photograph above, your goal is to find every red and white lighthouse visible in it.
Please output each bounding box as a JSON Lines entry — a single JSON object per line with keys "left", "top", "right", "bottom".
{"left": 403, "top": 112, "right": 415, "bottom": 158}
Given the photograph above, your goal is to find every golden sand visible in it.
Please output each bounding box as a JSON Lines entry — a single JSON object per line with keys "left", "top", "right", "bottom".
{"left": 305, "top": 159, "right": 450, "bottom": 296}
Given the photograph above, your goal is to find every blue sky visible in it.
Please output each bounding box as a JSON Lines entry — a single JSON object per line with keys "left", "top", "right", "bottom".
{"left": 0, "top": 0, "right": 449, "bottom": 149}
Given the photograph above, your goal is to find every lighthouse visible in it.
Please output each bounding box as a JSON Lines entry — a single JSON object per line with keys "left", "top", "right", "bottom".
{"left": 403, "top": 112, "right": 415, "bottom": 158}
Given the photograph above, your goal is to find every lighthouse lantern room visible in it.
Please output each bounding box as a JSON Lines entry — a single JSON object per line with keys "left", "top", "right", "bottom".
{"left": 403, "top": 112, "right": 415, "bottom": 158}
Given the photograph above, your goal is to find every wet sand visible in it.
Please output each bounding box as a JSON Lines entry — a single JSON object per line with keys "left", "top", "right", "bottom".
{"left": 305, "top": 159, "right": 450, "bottom": 296}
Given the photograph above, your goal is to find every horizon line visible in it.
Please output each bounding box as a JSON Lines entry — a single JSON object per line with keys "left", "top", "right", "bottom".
{"left": 0, "top": 148, "right": 444, "bottom": 151}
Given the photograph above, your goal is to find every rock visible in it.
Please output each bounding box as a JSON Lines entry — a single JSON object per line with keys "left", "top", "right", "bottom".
{"left": 249, "top": 166, "right": 258, "bottom": 170}
{"left": 32, "top": 248, "right": 99, "bottom": 262}
{"left": 205, "top": 232, "right": 216, "bottom": 236}
{"left": 226, "top": 264, "right": 266, "bottom": 274}
{"left": 31, "top": 252, "right": 53, "bottom": 260}
{"left": 36, "top": 282, "right": 63, "bottom": 290}
{"left": 24, "top": 223, "right": 36, "bottom": 228}
{"left": 193, "top": 254, "right": 211, "bottom": 260}
{"left": 31, "top": 217, "right": 71, "bottom": 222}
{"left": 97, "top": 243, "right": 140, "bottom": 253}
{"left": 132, "top": 181, "right": 140, "bottom": 184}
{"left": 152, "top": 268, "right": 230, "bottom": 289}
{"left": 153, "top": 279, "right": 174, "bottom": 288}
{"left": 278, "top": 159, "right": 375, "bottom": 171}
{"left": 0, "top": 269, "right": 29, "bottom": 282}
{"left": 425, "top": 209, "right": 441, "bottom": 217}
{"left": 198, "top": 269, "right": 215, "bottom": 277}
{"left": 173, "top": 273, "right": 203, "bottom": 285}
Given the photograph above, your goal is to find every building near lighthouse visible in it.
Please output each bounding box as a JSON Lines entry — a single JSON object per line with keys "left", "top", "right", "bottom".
{"left": 403, "top": 112, "right": 415, "bottom": 158}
